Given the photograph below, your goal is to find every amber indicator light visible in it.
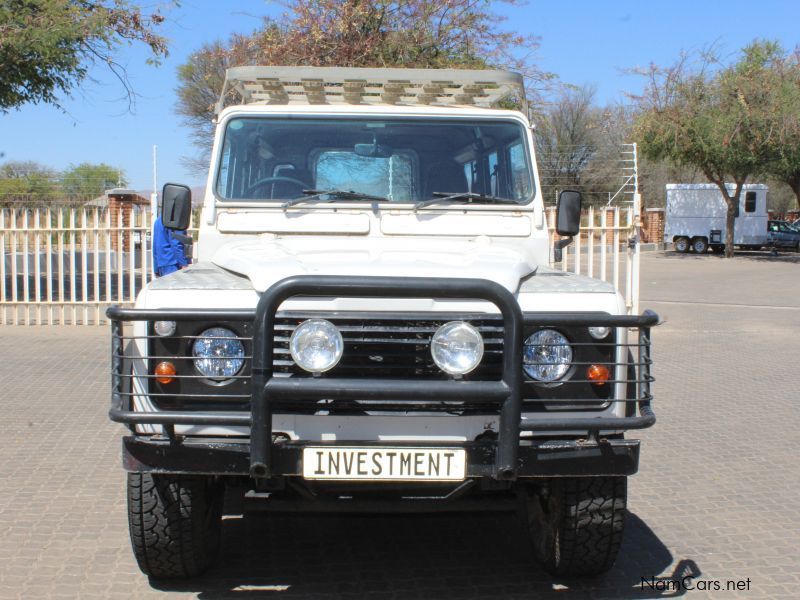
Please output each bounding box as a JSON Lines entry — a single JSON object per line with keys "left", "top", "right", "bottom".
{"left": 155, "top": 361, "right": 177, "bottom": 384}
{"left": 586, "top": 364, "right": 610, "bottom": 385}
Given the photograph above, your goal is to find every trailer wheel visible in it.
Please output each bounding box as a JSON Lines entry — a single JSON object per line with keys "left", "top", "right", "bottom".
{"left": 691, "top": 237, "right": 708, "bottom": 254}
{"left": 674, "top": 237, "right": 690, "bottom": 253}
{"left": 127, "top": 473, "right": 223, "bottom": 579}
{"left": 524, "top": 476, "right": 626, "bottom": 578}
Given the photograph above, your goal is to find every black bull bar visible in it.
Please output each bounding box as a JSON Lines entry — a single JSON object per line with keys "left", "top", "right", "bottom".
{"left": 108, "top": 276, "right": 658, "bottom": 480}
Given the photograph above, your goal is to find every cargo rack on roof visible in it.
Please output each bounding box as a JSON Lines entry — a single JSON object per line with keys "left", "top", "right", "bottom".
{"left": 215, "top": 66, "right": 526, "bottom": 114}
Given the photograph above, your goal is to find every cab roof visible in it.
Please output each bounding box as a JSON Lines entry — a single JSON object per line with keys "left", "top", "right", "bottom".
{"left": 216, "top": 66, "right": 526, "bottom": 114}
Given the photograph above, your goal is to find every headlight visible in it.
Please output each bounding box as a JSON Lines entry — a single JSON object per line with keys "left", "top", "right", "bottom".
{"left": 523, "top": 329, "right": 572, "bottom": 382}
{"left": 431, "top": 321, "right": 484, "bottom": 376}
{"left": 192, "top": 327, "right": 245, "bottom": 380}
{"left": 290, "top": 319, "right": 344, "bottom": 374}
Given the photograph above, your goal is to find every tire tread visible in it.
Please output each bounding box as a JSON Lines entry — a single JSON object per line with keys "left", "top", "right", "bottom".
{"left": 127, "top": 473, "right": 221, "bottom": 579}
{"left": 556, "top": 476, "right": 626, "bottom": 577}
{"left": 528, "top": 476, "right": 626, "bottom": 578}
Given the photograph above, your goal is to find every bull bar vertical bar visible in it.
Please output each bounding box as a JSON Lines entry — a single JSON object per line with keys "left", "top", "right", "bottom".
{"left": 111, "top": 317, "right": 124, "bottom": 413}
{"left": 249, "top": 276, "right": 524, "bottom": 480}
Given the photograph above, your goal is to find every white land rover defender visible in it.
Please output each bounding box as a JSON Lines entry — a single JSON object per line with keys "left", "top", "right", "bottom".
{"left": 109, "top": 67, "right": 657, "bottom": 580}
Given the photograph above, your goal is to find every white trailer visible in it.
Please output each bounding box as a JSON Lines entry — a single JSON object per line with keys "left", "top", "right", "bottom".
{"left": 664, "top": 183, "right": 768, "bottom": 253}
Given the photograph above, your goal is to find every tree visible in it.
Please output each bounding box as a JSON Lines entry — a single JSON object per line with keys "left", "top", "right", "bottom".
{"left": 535, "top": 85, "right": 601, "bottom": 204}
{"left": 61, "top": 162, "right": 126, "bottom": 198}
{"left": 760, "top": 48, "right": 800, "bottom": 210}
{"left": 176, "top": 0, "right": 551, "bottom": 171}
{"left": 633, "top": 41, "right": 787, "bottom": 257}
{"left": 0, "top": 161, "right": 58, "bottom": 202}
{"left": 0, "top": 0, "right": 168, "bottom": 112}
{"left": 534, "top": 89, "right": 668, "bottom": 208}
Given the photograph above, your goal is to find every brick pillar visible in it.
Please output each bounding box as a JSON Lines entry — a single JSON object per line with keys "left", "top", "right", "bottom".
{"left": 605, "top": 207, "right": 618, "bottom": 236}
{"left": 642, "top": 208, "right": 665, "bottom": 244}
{"left": 107, "top": 193, "right": 138, "bottom": 252}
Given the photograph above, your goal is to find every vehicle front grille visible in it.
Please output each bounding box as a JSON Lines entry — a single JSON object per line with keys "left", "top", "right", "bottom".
{"left": 272, "top": 313, "right": 504, "bottom": 380}
{"left": 120, "top": 310, "right": 645, "bottom": 416}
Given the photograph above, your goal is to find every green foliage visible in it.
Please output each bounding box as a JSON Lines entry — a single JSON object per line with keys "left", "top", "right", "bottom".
{"left": 0, "top": 161, "right": 58, "bottom": 202}
{"left": 633, "top": 40, "right": 795, "bottom": 255}
{"left": 753, "top": 46, "right": 800, "bottom": 208}
{"left": 0, "top": 160, "right": 127, "bottom": 203}
{"left": 61, "top": 162, "right": 126, "bottom": 197}
{"left": 0, "top": 0, "right": 168, "bottom": 112}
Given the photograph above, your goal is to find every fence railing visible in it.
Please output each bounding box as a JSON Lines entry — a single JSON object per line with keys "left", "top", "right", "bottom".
{"left": 3, "top": 205, "right": 638, "bottom": 325}
{"left": 0, "top": 207, "right": 200, "bottom": 325}
{"left": 545, "top": 205, "right": 639, "bottom": 314}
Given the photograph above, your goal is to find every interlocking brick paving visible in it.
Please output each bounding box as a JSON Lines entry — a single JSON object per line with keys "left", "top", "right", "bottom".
{"left": 0, "top": 251, "right": 798, "bottom": 598}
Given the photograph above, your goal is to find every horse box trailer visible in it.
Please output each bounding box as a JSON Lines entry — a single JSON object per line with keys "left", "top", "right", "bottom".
{"left": 664, "top": 183, "right": 768, "bottom": 253}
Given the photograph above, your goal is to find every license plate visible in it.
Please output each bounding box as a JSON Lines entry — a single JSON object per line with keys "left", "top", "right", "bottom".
{"left": 302, "top": 447, "right": 467, "bottom": 481}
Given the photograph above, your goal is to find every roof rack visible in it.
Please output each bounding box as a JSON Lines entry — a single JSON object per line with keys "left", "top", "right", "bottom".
{"left": 215, "top": 66, "right": 525, "bottom": 114}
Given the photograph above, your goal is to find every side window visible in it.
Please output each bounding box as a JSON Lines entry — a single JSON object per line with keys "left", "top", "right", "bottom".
{"left": 217, "top": 138, "right": 232, "bottom": 197}
{"left": 508, "top": 142, "right": 532, "bottom": 201}
{"left": 744, "top": 191, "right": 757, "bottom": 213}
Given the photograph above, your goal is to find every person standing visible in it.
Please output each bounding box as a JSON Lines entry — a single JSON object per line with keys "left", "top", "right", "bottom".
{"left": 152, "top": 215, "right": 189, "bottom": 277}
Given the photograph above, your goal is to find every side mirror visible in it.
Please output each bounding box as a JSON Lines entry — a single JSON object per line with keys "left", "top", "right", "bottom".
{"left": 556, "top": 190, "right": 582, "bottom": 237}
{"left": 553, "top": 190, "right": 582, "bottom": 262}
{"left": 161, "top": 183, "right": 192, "bottom": 230}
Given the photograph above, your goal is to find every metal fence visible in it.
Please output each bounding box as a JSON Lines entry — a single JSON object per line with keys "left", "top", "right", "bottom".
{"left": 0, "top": 207, "right": 196, "bottom": 325}
{"left": 545, "top": 204, "right": 640, "bottom": 314}
{"left": 2, "top": 204, "right": 638, "bottom": 325}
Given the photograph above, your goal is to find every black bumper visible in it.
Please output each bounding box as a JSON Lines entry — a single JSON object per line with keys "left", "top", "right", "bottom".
{"left": 122, "top": 436, "right": 642, "bottom": 477}
{"left": 109, "top": 275, "right": 658, "bottom": 481}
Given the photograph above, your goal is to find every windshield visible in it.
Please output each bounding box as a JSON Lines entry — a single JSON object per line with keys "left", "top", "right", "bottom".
{"left": 215, "top": 117, "right": 534, "bottom": 204}
{"left": 770, "top": 222, "right": 795, "bottom": 233}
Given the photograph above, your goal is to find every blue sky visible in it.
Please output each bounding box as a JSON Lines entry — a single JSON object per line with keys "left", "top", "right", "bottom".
{"left": 1, "top": 0, "right": 798, "bottom": 190}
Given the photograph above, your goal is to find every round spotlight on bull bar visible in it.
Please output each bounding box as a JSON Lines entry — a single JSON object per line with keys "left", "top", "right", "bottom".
{"left": 431, "top": 321, "right": 484, "bottom": 376}
{"left": 290, "top": 319, "right": 344, "bottom": 374}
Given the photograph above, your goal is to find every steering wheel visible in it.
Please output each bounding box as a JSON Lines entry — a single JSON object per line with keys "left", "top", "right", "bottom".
{"left": 244, "top": 176, "right": 310, "bottom": 198}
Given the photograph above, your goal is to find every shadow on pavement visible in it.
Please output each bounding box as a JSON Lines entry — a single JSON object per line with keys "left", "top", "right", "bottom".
{"left": 152, "top": 509, "right": 700, "bottom": 599}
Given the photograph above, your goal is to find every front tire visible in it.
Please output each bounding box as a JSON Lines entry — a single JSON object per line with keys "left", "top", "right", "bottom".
{"left": 127, "top": 473, "right": 223, "bottom": 579}
{"left": 525, "top": 476, "right": 626, "bottom": 578}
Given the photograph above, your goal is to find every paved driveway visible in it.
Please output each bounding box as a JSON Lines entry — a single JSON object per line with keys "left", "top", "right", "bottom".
{"left": 0, "top": 251, "right": 798, "bottom": 599}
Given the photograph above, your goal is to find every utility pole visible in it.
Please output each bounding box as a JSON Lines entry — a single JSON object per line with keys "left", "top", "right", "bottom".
{"left": 150, "top": 145, "right": 158, "bottom": 279}
{"left": 625, "top": 142, "right": 641, "bottom": 315}
{"left": 150, "top": 145, "right": 158, "bottom": 221}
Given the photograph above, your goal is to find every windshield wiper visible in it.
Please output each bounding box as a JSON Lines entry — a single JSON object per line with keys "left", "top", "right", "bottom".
{"left": 282, "top": 189, "right": 389, "bottom": 209}
{"left": 414, "top": 191, "right": 511, "bottom": 211}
